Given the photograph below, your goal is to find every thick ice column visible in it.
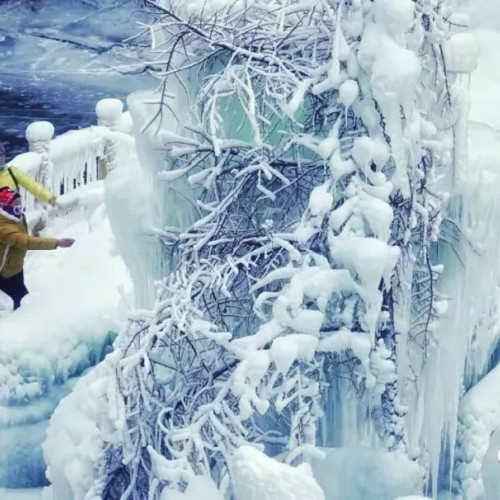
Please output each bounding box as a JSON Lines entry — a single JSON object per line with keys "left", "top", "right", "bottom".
{"left": 96, "top": 99, "right": 123, "bottom": 181}
{"left": 127, "top": 90, "right": 198, "bottom": 275}
{"left": 98, "top": 98, "right": 161, "bottom": 308}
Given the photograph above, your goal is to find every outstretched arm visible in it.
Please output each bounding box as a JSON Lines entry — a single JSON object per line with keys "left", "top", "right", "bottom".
{"left": 0, "top": 225, "right": 58, "bottom": 250}
{"left": 10, "top": 166, "right": 56, "bottom": 203}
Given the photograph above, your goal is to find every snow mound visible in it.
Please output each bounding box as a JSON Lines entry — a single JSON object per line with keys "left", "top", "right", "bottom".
{"left": 445, "top": 33, "right": 479, "bottom": 73}
{"left": 233, "top": 446, "right": 325, "bottom": 500}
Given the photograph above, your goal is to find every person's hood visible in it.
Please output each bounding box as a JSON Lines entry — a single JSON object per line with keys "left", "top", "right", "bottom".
{"left": 0, "top": 206, "right": 22, "bottom": 223}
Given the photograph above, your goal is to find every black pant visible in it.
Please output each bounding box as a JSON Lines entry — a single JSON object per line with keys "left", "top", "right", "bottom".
{"left": 0, "top": 270, "right": 28, "bottom": 310}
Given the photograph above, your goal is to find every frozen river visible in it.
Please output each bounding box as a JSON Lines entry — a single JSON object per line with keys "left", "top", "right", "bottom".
{"left": 0, "top": 0, "right": 153, "bottom": 156}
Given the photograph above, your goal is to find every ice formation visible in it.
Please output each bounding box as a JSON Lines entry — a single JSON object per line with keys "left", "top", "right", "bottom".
{"left": 4, "top": 0, "right": 500, "bottom": 499}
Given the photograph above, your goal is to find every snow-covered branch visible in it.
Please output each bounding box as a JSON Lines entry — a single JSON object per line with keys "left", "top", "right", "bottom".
{"left": 92, "top": 0, "right": 466, "bottom": 497}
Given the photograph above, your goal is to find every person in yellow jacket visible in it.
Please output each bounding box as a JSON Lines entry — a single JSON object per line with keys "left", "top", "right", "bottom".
{"left": 0, "top": 141, "right": 57, "bottom": 205}
{"left": 0, "top": 186, "right": 74, "bottom": 310}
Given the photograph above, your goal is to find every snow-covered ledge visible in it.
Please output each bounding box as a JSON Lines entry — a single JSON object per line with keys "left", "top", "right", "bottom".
{"left": 454, "top": 364, "right": 500, "bottom": 499}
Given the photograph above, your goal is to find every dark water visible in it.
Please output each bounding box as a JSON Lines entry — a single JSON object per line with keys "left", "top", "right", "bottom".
{"left": 0, "top": 74, "right": 128, "bottom": 157}
{"left": 0, "top": 0, "right": 153, "bottom": 157}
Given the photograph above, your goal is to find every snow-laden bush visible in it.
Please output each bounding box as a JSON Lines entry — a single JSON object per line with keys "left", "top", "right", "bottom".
{"left": 88, "top": 0, "right": 466, "bottom": 498}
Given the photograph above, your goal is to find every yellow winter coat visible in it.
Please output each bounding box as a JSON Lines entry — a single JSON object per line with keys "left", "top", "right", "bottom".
{"left": 0, "top": 214, "right": 58, "bottom": 278}
{"left": 0, "top": 165, "right": 56, "bottom": 203}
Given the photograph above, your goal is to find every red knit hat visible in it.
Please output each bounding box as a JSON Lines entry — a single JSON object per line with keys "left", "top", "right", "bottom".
{"left": 0, "top": 187, "right": 20, "bottom": 206}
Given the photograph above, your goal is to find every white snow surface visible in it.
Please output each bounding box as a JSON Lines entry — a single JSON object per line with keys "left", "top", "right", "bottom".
{"left": 233, "top": 446, "right": 325, "bottom": 500}
{"left": 161, "top": 477, "right": 223, "bottom": 500}
{"left": 394, "top": 497, "right": 432, "bottom": 500}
